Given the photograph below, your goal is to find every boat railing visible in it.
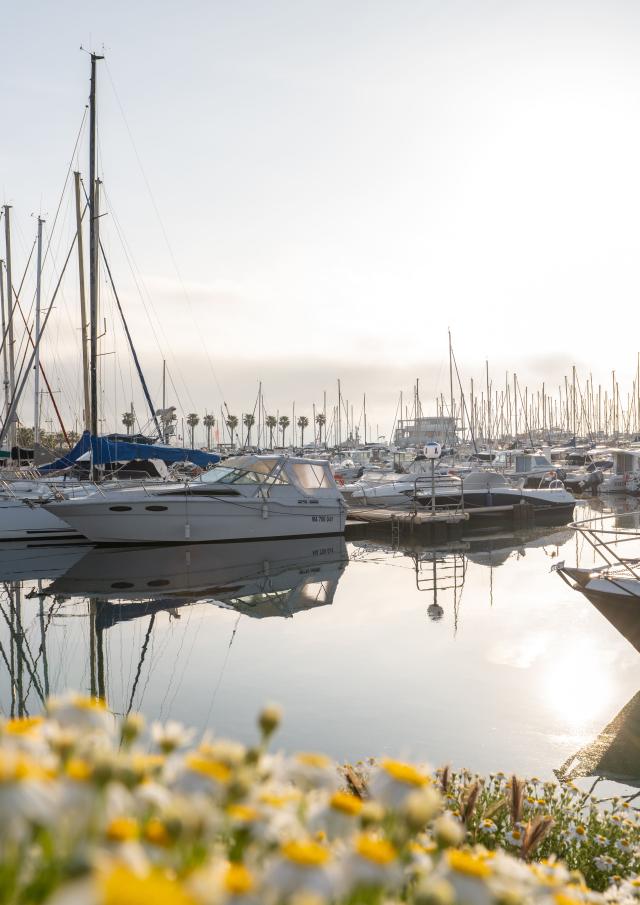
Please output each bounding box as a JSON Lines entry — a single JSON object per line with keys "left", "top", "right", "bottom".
{"left": 568, "top": 512, "right": 640, "bottom": 580}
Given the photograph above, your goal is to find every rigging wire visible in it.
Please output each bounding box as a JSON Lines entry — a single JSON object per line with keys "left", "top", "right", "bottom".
{"left": 203, "top": 613, "right": 241, "bottom": 728}
{"left": 103, "top": 61, "right": 227, "bottom": 403}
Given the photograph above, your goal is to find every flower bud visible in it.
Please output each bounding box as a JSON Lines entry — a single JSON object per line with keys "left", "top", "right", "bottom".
{"left": 120, "top": 713, "right": 144, "bottom": 747}
{"left": 403, "top": 787, "right": 442, "bottom": 830}
{"left": 258, "top": 703, "right": 282, "bottom": 739}
{"left": 414, "top": 878, "right": 455, "bottom": 905}
{"left": 360, "top": 800, "right": 385, "bottom": 827}
{"left": 433, "top": 813, "right": 465, "bottom": 847}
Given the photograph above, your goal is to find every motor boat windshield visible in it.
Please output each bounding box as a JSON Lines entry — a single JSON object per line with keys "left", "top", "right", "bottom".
{"left": 199, "top": 455, "right": 338, "bottom": 494}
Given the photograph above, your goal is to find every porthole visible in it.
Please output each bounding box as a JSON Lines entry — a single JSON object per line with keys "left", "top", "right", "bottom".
{"left": 111, "top": 581, "right": 134, "bottom": 589}
{"left": 147, "top": 578, "right": 170, "bottom": 587}
{"left": 109, "top": 505, "right": 132, "bottom": 512}
{"left": 145, "top": 505, "right": 168, "bottom": 512}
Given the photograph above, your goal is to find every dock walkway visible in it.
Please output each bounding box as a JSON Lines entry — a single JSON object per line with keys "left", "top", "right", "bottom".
{"left": 345, "top": 501, "right": 538, "bottom": 541}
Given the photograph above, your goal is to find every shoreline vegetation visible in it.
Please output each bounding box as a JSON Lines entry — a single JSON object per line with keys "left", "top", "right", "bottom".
{"left": 0, "top": 696, "right": 638, "bottom": 904}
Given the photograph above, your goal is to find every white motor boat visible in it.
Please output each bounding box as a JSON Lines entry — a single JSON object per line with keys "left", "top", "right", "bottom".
{"left": 345, "top": 469, "right": 575, "bottom": 521}
{"left": 45, "top": 455, "right": 346, "bottom": 544}
{"left": 0, "top": 481, "right": 90, "bottom": 542}
{"left": 416, "top": 470, "right": 576, "bottom": 518}
{"left": 345, "top": 471, "right": 461, "bottom": 509}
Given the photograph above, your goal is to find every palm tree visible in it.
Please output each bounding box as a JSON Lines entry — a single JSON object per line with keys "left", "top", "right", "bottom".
{"left": 186, "top": 413, "right": 200, "bottom": 448}
{"left": 225, "top": 414, "right": 239, "bottom": 446}
{"left": 315, "top": 412, "right": 326, "bottom": 447}
{"left": 278, "top": 415, "right": 290, "bottom": 447}
{"left": 203, "top": 414, "right": 216, "bottom": 449}
{"left": 122, "top": 411, "right": 135, "bottom": 436}
{"left": 266, "top": 415, "right": 277, "bottom": 449}
{"left": 243, "top": 413, "right": 256, "bottom": 448}
{"left": 297, "top": 415, "right": 309, "bottom": 449}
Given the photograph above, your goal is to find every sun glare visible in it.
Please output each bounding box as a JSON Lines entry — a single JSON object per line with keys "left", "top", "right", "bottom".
{"left": 542, "top": 639, "right": 616, "bottom": 728}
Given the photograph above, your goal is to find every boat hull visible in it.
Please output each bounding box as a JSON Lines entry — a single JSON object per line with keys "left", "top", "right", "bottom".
{"left": 46, "top": 495, "right": 346, "bottom": 544}
{"left": 0, "top": 498, "right": 83, "bottom": 541}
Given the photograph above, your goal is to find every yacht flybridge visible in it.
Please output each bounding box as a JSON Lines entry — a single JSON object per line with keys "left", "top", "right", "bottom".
{"left": 45, "top": 455, "right": 346, "bottom": 544}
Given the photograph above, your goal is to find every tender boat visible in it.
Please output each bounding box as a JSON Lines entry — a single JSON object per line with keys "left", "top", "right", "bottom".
{"left": 415, "top": 470, "right": 576, "bottom": 518}
{"left": 490, "top": 450, "right": 559, "bottom": 487}
{"left": 45, "top": 455, "right": 346, "bottom": 544}
{"left": 599, "top": 448, "right": 640, "bottom": 494}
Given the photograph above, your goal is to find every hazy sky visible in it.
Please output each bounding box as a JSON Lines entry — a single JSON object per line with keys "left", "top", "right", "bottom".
{"left": 2, "top": 1, "right": 640, "bottom": 441}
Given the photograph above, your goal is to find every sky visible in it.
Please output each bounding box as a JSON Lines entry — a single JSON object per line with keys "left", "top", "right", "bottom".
{"left": 2, "top": 0, "right": 640, "bottom": 443}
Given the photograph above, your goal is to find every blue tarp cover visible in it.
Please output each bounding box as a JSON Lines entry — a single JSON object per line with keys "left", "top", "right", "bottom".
{"left": 39, "top": 430, "right": 92, "bottom": 472}
{"left": 39, "top": 432, "right": 219, "bottom": 472}
{"left": 90, "top": 435, "right": 220, "bottom": 468}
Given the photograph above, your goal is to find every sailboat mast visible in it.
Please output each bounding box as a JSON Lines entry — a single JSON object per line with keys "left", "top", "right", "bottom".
{"left": 3, "top": 206, "right": 16, "bottom": 451}
{"left": 33, "top": 217, "right": 44, "bottom": 446}
{"left": 89, "top": 52, "right": 103, "bottom": 467}
{"left": 74, "top": 171, "right": 91, "bottom": 431}
{"left": 0, "top": 259, "right": 8, "bottom": 426}
{"left": 448, "top": 329, "right": 454, "bottom": 448}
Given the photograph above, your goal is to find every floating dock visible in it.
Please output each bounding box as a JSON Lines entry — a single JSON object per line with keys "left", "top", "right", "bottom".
{"left": 345, "top": 501, "right": 542, "bottom": 542}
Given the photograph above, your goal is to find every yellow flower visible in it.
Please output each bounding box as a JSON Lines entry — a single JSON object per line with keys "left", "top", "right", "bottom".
{"left": 446, "top": 849, "right": 492, "bottom": 879}
{"left": 3, "top": 716, "right": 44, "bottom": 735}
{"left": 101, "top": 866, "right": 196, "bottom": 905}
{"left": 554, "top": 894, "right": 585, "bottom": 905}
{"left": 145, "top": 819, "right": 171, "bottom": 847}
{"left": 106, "top": 817, "right": 139, "bottom": 842}
{"left": 227, "top": 803, "right": 260, "bottom": 823}
{"left": 259, "top": 790, "right": 300, "bottom": 808}
{"left": 0, "top": 752, "right": 49, "bottom": 783}
{"left": 296, "top": 752, "right": 332, "bottom": 769}
{"left": 410, "top": 839, "right": 437, "bottom": 854}
{"left": 72, "top": 695, "right": 107, "bottom": 711}
{"left": 355, "top": 833, "right": 397, "bottom": 865}
{"left": 184, "top": 754, "right": 231, "bottom": 784}
{"left": 381, "top": 759, "right": 429, "bottom": 787}
{"left": 281, "top": 839, "right": 331, "bottom": 867}
{"left": 132, "top": 754, "right": 165, "bottom": 776}
{"left": 223, "top": 863, "right": 255, "bottom": 895}
{"left": 65, "top": 758, "right": 92, "bottom": 781}
{"left": 329, "top": 791, "right": 362, "bottom": 816}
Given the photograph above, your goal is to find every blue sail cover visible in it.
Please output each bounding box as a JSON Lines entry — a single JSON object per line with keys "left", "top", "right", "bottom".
{"left": 90, "top": 435, "right": 220, "bottom": 468}
{"left": 39, "top": 430, "right": 92, "bottom": 472}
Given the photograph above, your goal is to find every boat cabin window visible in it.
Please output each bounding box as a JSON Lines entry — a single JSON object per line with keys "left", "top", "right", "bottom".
{"left": 514, "top": 455, "right": 528, "bottom": 472}
{"left": 288, "top": 462, "right": 333, "bottom": 490}
{"left": 199, "top": 465, "right": 289, "bottom": 486}
{"left": 533, "top": 456, "right": 551, "bottom": 468}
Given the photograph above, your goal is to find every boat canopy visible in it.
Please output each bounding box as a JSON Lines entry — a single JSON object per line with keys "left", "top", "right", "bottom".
{"left": 607, "top": 449, "right": 640, "bottom": 475}
{"left": 90, "top": 435, "right": 220, "bottom": 468}
{"left": 209, "top": 455, "right": 337, "bottom": 493}
{"left": 462, "top": 470, "right": 510, "bottom": 490}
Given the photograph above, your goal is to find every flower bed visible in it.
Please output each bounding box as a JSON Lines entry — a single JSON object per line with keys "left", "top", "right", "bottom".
{"left": 0, "top": 696, "right": 638, "bottom": 904}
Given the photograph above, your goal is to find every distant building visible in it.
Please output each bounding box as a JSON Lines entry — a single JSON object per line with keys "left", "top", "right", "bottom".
{"left": 394, "top": 416, "right": 457, "bottom": 448}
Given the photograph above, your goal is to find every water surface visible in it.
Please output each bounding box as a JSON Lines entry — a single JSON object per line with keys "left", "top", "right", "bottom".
{"left": 1, "top": 497, "right": 638, "bottom": 791}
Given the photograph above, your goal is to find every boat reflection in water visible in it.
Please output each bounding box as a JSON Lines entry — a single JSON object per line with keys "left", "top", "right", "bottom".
{"left": 0, "top": 541, "right": 90, "bottom": 583}
{"left": 351, "top": 525, "right": 573, "bottom": 625}
{"left": 47, "top": 536, "right": 349, "bottom": 625}
{"left": 2, "top": 536, "right": 349, "bottom": 715}
{"left": 554, "top": 506, "right": 640, "bottom": 789}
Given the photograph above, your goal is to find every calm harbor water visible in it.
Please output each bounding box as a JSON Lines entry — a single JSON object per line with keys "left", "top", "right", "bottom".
{"left": 1, "top": 497, "right": 639, "bottom": 790}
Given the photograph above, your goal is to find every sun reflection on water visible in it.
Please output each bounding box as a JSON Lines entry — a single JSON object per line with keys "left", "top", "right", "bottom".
{"left": 542, "top": 638, "right": 616, "bottom": 728}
